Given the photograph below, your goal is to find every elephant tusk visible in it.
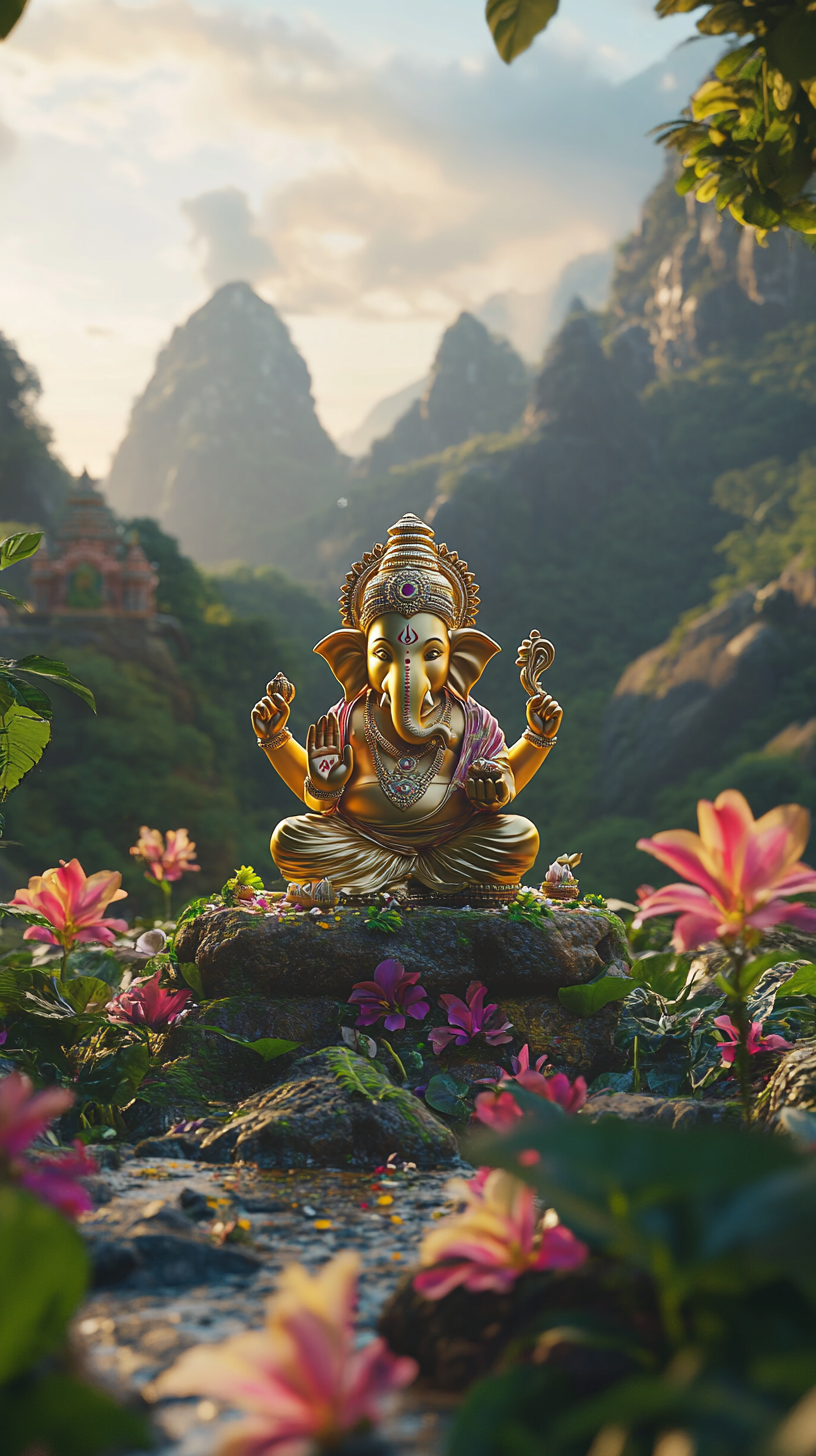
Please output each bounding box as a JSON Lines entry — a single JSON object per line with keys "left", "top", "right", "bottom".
{"left": 422, "top": 691, "right": 434, "bottom": 712}
{"left": 380, "top": 691, "right": 390, "bottom": 709}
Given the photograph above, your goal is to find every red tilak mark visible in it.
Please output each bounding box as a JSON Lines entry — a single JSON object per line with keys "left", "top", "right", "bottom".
{"left": 397, "top": 623, "right": 418, "bottom": 645}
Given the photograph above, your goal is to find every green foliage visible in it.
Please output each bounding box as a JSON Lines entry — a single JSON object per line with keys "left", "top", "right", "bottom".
{"left": 325, "top": 1046, "right": 403, "bottom": 1103}
{"left": 199, "top": 1024, "right": 300, "bottom": 1062}
{"left": 485, "top": 0, "right": 560, "bottom": 65}
{"left": 0, "top": 0, "right": 28, "bottom": 40}
{"left": 0, "top": 1372, "right": 150, "bottom": 1456}
{"left": 507, "top": 891, "right": 551, "bottom": 928}
{"left": 424, "top": 1071, "right": 471, "bottom": 1120}
{"left": 0, "top": 1186, "right": 87, "bottom": 1383}
{"left": 558, "top": 974, "right": 634, "bottom": 1017}
{"left": 458, "top": 1094, "right": 816, "bottom": 1454}
{"left": 364, "top": 905, "right": 403, "bottom": 934}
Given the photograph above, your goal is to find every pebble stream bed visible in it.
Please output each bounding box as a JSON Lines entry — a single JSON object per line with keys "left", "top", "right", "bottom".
{"left": 77, "top": 1154, "right": 466, "bottom": 1455}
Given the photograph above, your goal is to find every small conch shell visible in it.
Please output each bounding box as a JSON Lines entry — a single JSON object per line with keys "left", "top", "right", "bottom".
{"left": 313, "top": 877, "right": 337, "bottom": 909}
{"left": 286, "top": 881, "right": 315, "bottom": 907}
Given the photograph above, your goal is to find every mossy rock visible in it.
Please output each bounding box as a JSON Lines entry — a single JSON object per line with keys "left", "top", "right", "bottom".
{"left": 197, "top": 1047, "right": 457, "bottom": 1169}
{"left": 176, "top": 906, "right": 630, "bottom": 1001}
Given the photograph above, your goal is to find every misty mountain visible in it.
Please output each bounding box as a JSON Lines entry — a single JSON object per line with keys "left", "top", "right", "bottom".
{"left": 339, "top": 375, "right": 428, "bottom": 458}
{"left": 104, "top": 282, "right": 346, "bottom": 568}
{"left": 364, "top": 312, "right": 530, "bottom": 476}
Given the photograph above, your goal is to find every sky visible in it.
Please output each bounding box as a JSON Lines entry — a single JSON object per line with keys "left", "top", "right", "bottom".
{"left": 0, "top": 0, "right": 719, "bottom": 475}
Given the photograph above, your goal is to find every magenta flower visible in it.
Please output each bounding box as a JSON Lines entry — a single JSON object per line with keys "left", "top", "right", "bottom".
{"left": 156, "top": 1252, "right": 417, "bottom": 1453}
{"left": 428, "top": 981, "right": 513, "bottom": 1055}
{"left": 413, "top": 1167, "right": 588, "bottom": 1300}
{"left": 107, "top": 970, "right": 192, "bottom": 1030}
{"left": 0, "top": 1071, "right": 95, "bottom": 1219}
{"left": 348, "top": 959, "right": 429, "bottom": 1032}
{"left": 713, "top": 1015, "right": 792, "bottom": 1066}
{"left": 473, "top": 1044, "right": 588, "bottom": 1127}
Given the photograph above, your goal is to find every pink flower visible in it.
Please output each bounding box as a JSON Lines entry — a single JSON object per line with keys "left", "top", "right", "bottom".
{"left": 472, "top": 1044, "right": 587, "bottom": 1127}
{"left": 129, "top": 826, "right": 200, "bottom": 883}
{"left": 413, "top": 1167, "right": 587, "bottom": 1300}
{"left": 156, "top": 1252, "right": 417, "bottom": 1455}
{"left": 348, "top": 959, "right": 429, "bottom": 1032}
{"left": 633, "top": 790, "right": 816, "bottom": 951}
{"left": 429, "top": 981, "right": 513, "bottom": 1055}
{"left": 0, "top": 1071, "right": 95, "bottom": 1219}
{"left": 107, "top": 970, "right": 192, "bottom": 1030}
{"left": 713, "top": 1015, "right": 792, "bottom": 1066}
{"left": 10, "top": 858, "right": 128, "bottom": 952}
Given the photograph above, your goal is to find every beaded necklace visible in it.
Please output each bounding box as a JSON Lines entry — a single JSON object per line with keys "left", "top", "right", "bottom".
{"left": 364, "top": 689, "right": 452, "bottom": 812}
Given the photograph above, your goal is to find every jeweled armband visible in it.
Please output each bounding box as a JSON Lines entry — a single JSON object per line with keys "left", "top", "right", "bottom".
{"left": 523, "top": 729, "right": 557, "bottom": 749}
{"left": 305, "top": 776, "right": 344, "bottom": 801}
{"left": 258, "top": 728, "right": 292, "bottom": 751}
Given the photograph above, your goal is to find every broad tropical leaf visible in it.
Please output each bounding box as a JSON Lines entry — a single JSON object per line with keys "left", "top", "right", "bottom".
{"left": 486, "top": 0, "right": 559, "bottom": 63}
{"left": 0, "top": 530, "right": 41, "bottom": 568}
{"left": 0, "top": 703, "right": 51, "bottom": 799}
{"left": 15, "top": 656, "right": 96, "bottom": 712}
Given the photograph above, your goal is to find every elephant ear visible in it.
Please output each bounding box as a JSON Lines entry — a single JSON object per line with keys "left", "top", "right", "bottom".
{"left": 448, "top": 629, "right": 500, "bottom": 698}
{"left": 314, "top": 629, "right": 368, "bottom": 701}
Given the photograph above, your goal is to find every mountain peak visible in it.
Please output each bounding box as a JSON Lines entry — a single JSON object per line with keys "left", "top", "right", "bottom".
{"left": 104, "top": 285, "right": 343, "bottom": 567}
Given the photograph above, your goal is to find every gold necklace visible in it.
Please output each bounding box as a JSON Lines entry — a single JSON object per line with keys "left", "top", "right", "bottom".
{"left": 364, "top": 690, "right": 451, "bottom": 812}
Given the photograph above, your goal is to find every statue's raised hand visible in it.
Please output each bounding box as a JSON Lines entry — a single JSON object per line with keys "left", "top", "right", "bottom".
{"left": 307, "top": 712, "right": 354, "bottom": 790}
{"left": 526, "top": 691, "right": 562, "bottom": 740}
{"left": 466, "top": 757, "right": 510, "bottom": 809}
{"left": 252, "top": 673, "right": 294, "bottom": 745}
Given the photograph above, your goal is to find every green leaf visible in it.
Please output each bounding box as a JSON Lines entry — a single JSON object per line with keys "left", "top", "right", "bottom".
{"left": 5, "top": 672, "right": 53, "bottom": 720}
{"left": 630, "top": 952, "right": 690, "bottom": 1002}
{"left": 65, "top": 947, "right": 123, "bottom": 989}
{"left": 0, "top": 703, "right": 51, "bottom": 800}
{"left": 200, "top": 1023, "right": 300, "bottom": 1061}
{"left": 766, "top": 9, "right": 816, "bottom": 83}
{"left": 776, "top": 963, "right": 816, "bottom": 999}
{"left": 75, "top": 1039, "right": 150, "bottom": 1106}
{"left": 485, "top": 0, "right": 558, "bottom": 64}
{"left": 179, "top": 960, "right": 204, "bottom": 997}
{"left": 0, "top": 530, "right": 41, "bottom": 569}
{"left": 424, "top": 1071, "right": 471, "bottom": 1119}
{"left": 15, "top": 656, "right": 96, "bottom": 712}
{"left": 742, "top": 190, "right": 784, "bottom": 228}
{"left": 0, "top": 586, "right": 29, "bottom": 610}
{"left": 0, "top": 1371, "right": 151, "bottom": 1456}
{"left": 57, "top": 976, "right": 112, "bottom": 1013}
{"left": 0, "top": 1185, "right": 88, "bottom": 1384}
{"left": 558, "top": 974, "right": 634, "bottom": 1017}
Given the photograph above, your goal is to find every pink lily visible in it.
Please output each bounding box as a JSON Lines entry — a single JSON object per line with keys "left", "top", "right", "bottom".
{"left": 107, "top": 970, "right": 192, "bottom": 1030}
{"left": 633, "top": 790, "right": 816, "bottom": 952}
{"left": 10, "top": 858, "right": 128, "bottom": 952}
{"left": 348, "top": 959, "right": 429, "bottom": 1032}
{"left": 429, "top": 981, "right": 513, "bottom": 1055}
{"left": 129, "top": 826, "right": 200, "bottom": 883}
{"left": 0, "top": 1071, "right": 95, "bottom": 1218}
{"left": 473, "top": 1044, "right": 587, "bottom": 1128}
{"left": 156, "top": 1251, "right": 417, "bottom": 1454}
{"left": 413, "top": 1167, "right": 587, "bottom": 1300}
{"left": 713, "top": 1015, "right": 792, "bottom": 1066}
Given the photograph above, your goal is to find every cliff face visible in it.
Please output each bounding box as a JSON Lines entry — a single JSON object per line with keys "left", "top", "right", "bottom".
{"left": 605, "top": 167, "right": 816, "bottom": 381}
{"left": 105, "top": 283, "right": 345, "bottom": 568}
{"left": 599, "top": 564, "right": 816, "bottom": 820}
{"left": 366, "top": 312, "right": 529, "bottom": 474}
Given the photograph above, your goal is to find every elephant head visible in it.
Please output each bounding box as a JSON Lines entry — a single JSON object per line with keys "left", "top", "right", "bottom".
{"left": 314, "top": 614, "right": 500, "bottom": 747}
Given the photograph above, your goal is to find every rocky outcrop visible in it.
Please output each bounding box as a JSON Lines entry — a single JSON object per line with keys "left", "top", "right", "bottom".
{"left": 105, "top": 282, "right": 345, "bottom": 567}
{"left": 598, "top": 564, "right": 816, "bottom": 815}
{"left": 196, "top": 1049, "right": 457, "bottom": 1169}
{"left": 366, "top": 313, "right": 528, "bottom": 474}
{"left": 606, "top": 165, "right": 816, "bottom": 379}
{"left": 175, "top": 906, "right": 630, "bottom": 1001}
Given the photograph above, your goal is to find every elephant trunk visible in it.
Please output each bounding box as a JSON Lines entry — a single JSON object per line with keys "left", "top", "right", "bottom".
{"left": 388, "top": 657, "right": 452, "bottom": 747}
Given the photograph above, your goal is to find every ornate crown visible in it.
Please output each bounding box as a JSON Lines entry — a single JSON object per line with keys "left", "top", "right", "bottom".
{"left": 339, "top": 514, "right": 480, "bottom": 633}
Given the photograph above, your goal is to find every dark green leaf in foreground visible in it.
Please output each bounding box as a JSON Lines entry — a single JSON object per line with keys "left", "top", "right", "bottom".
{"left": 0, "top": 1372, "right": 151, "bottom": 1456}
{"left": 558, "top": 974, "right": 634, "bottom": 1016}
{"left": 201, "top": 1024, "right": 300, "bottom": 1061}
{"left": 0, "top": 1186, "right": 88, "bottom": 1384}
{"left": 15, "top": 656, "right": 97, "bottom": 712}
{"left": 424, "top": 1071, "right": 471, "bottom": 1119}
{"left": 486, "top": 0, "right": 559, "bottom": 63}
{"left": 0, "top": 704, "right": 51, "bottom": 800}
{"left": 0, "top": 530, "right": 42, "bottom": 569}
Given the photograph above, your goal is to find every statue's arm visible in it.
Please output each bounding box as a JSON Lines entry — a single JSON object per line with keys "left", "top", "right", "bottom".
{"left": 507, "top": 691, "right": 563, "bottom": 794}
{"left": 251, "top": 677, "right": 309, "bottom": 803}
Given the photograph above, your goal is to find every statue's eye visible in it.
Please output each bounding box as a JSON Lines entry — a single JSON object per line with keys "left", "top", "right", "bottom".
{"left": 425, "top": 649, "right": 441, "bottom": 660}
{"left": 374, "top": 648, "right": 391, "bottom": 661}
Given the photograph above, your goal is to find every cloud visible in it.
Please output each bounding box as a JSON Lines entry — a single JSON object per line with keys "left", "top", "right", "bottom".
{"left": 4, "top": 0, "right": 720, "bottom": 322}
{"left": 182, "top": 186, "right": 276, "bottom": 289}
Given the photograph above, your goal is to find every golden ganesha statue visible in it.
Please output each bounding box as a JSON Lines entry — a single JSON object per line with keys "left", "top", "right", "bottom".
{"left": 250, "top": 513, "right": 562, "bottom": 898}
